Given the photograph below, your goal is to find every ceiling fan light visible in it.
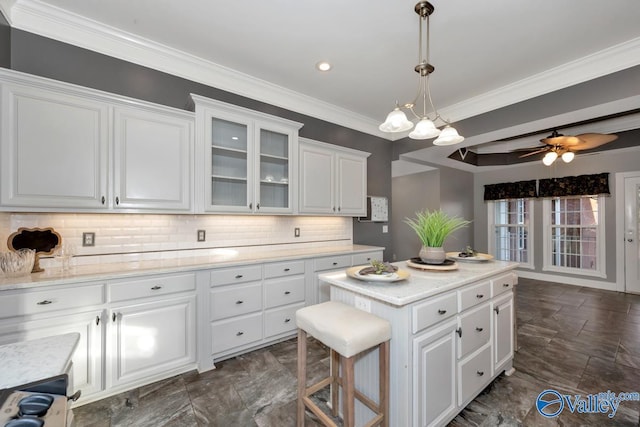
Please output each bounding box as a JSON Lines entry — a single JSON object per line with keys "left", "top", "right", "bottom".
{"left": 433, "top": 125, "right": 464, "bottom": 146}
{"left": 379, "top": 108, "right": 414, "bottom": 133}
{"left": 561, "top": 151, "right": 575, "bottom": 163}
{"left": 409, "top": 118, "right": 441, "bottom": 139}
{"left": 542, "top": 151, "right": 558, "bottom": 166}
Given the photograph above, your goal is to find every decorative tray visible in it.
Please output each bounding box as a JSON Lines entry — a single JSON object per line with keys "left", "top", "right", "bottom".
{"left": 346, "top": 266, "right": 410, "bottom": 283}
{"left": 446, "top": 252, "right": 494, "bottom": 262}
{"left": 406, "top": 258, "right": 458, "bottom": 271}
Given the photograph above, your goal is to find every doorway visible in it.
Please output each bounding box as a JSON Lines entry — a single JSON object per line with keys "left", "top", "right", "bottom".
{"left": 617, "top": 172, "right": 640, "bottom": 294}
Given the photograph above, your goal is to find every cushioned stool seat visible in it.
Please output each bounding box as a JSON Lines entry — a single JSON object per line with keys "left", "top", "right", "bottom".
{"left": 296, "top": 301, "right": 391, "bottom": 427}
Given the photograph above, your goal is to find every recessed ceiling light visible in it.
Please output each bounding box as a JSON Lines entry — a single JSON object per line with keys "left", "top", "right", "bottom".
{"left": 316, "top": 61, "right": 332, "bottom": 72}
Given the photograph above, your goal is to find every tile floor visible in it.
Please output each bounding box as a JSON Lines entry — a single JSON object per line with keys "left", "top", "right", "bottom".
{"left": 74, "top": 278, "right": 640, "bottom": 426}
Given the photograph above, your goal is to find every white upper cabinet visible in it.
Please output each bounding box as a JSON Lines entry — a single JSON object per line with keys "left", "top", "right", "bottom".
{"left": 0, "top": 70, "right": 195, "bottom": 213}
{"left": 113, "top": 106, "right": 193, "bottom": 211}
{"left": 0, "top": 80, "right": 110, "bottom": 209}
{"left": 191, "top": 95, "right": 302, "bottom": 214}
{"left": 298, "top": 138, "right": 369, "bottom": 216}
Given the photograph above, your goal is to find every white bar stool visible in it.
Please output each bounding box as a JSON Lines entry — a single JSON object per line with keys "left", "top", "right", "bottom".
{"left": 296, "top": 301, "right": 391, "bottom": 427}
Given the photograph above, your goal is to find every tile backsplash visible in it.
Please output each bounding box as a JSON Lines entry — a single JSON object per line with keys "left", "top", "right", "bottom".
{"left": 0, "top": 212, "right": 352, "bottom": 265}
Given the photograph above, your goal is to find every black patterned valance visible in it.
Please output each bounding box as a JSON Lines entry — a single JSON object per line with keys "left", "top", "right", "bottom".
{"left": 484, "top": 180, "right": 537, "bottom": 201}
{"left": 538, "top": 172, "right": 610, "bottom": 198}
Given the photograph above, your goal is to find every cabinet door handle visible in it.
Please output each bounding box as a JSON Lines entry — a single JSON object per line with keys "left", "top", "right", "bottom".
{"left": 284, "top": 318, "right": 291, "bottom": 323}
{"left": 338, "top": 206, "right": 341, "bottom": 212}
{"left": 249, "top": 203, "right": 253, "bottom": 209}
{"left": 475, "top": 327, "right": 484, "bottom": 332}
{"left": 112, "top": 312, "right": 118, "bottom": 322}
{"left": 235, "top": 274, "right": 243, "bottom": 279}
{"left": 95, "top": 315, "right": 101, "bottom": 326}
{"left": 456, "top": 327, "right": 462, "bottom": 338}
{"left": 36, "top": 300, "right": 53, "bottom": 305}
{"left": 284, "top": 268, "right": 290, "bottom": 272}
{"left": 333, "top": 207, "right": 336, "bottom": 212}
{"left": 476, "top": 294, "right": 484, "bottom": 299}
{"left": 115, "top": 196, "right": 120, "bottom": 205}
{"left": 438, "top": 309, "right": 446, "bottom": 315}
{"left": 256, "top": 203, "right": 260, "bottom": 210}
{"left": 284, "top": 291, "right": 291, "bottom": 295}
{"left": 150, "top": 285, "right": 162, "bottom": 290}
{"left": 476, "top": 370, "right": 485, "bottom": 377}
{"left": 236, "top": 331, "right": 244, "bottom": 336}
{"left": 236, "top": 300, "right": 244, "bottom": 304}
{"left": 503, "top": 283, "right": 510, "bottom": 288}
{"left": 494, "top": 307, "right": 500, "bottom": 315}
{"left": 101, "top": 196, "right": 106, "bottom": 205}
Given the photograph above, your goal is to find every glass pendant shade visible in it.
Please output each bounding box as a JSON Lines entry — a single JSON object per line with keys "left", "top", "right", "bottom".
{"left": 409, "top": 118, "right": 441, "bottom": 139}
{"left": 433, "top": 125, "right": 464, "bottom": 146}
{"left": 542, "top": 151, "right": 558, "bottom": 166}
{"left": 561, "top": 151, "right": 575, "bottom": 163}
{"left": 379, "top": 108, "right": 414, "bottom": 132}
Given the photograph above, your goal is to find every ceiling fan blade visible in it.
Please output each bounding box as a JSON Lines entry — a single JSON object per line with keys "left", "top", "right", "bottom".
{"left": 541, "top": 134, "right": 580, "bottom": 146}
{"left": 571, "top": 133, "right": 618, "bottom": 150}
{"left": 519, "top": 147, "right": 549, "bottom": 158}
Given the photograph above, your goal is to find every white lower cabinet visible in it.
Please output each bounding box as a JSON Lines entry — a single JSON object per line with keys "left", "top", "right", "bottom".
{"left": 458, "top": 343, "right": 492, "bottom": 406}
{"left": 107, "top": 295, "right": 196, "bottom": 389}
{"left": 493, "top": 292, "right": 514, "bottom": 372}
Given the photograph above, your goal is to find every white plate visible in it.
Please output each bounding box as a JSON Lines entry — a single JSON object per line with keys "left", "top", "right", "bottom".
{"left": 446, "top": 252, "right": 494, "bottom": 262}
{"left": 346, "top": 266, "right": 410, "bottom": 282}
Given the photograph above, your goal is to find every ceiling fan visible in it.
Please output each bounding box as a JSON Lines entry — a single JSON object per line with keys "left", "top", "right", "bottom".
{"left": 516, "top": 130, "right": 618, "bottom": 165}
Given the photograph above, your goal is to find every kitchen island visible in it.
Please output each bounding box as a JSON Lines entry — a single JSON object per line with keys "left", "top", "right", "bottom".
{"left": 319, "top": 259, "right": 518, "bottom": 427}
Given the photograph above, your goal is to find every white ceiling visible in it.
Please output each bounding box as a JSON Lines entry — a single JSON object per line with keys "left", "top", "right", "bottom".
{"left": 2, "top": 0, "right": 640, "bottom": 170}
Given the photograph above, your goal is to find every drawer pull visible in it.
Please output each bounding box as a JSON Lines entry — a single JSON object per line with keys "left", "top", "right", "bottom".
{"left": 494, "top": 307, "right": 500, "bottom": 315}
{"left": 367, "top": 257, "right": 371, "bottom": 261}
{"left": 475, "top": 327, "right": 484, "bottom": 332}
{"left": 284, "top": 268, "right": 290, "bottom": 272}
{"left": 456, "top": 327, "right": 462, "bottom": 338}
{"left": 284, "top": 291, "right": 291, "bottom": 295}
{"left": 476, "top": 294, "right": 484, "bottom": 299}
{"left": 236, "top": 300, "right": 244, "bottom": 305}
{"left": 477, "top": 370, "right": 485, "bottom": 377}
{"left": 36, "top": 300, "right": 53, "bottom": 305}
{"left": 437, "top": 309, "right": 447, "bottom": 315}
{"left": 235, "top": 274, "right": 243, "bottom": 279}
{"left": 236, "top": 331, "right": 244, "bottom": 336}
{"left": 503, "top": 283, "right": 510, "bottom": 288}
{"left": 284, "top": 318, "right": 291, "bottom": 323}
{"left": 150, "top": 285, "right": 162, "bottom": 290}
{"left": 332, "top": 262, "right": 338, "bottom": 266}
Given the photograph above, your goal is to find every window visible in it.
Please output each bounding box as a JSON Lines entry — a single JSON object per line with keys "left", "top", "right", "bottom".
{"left": 543, "top": 195, "right": 605, "bottom": 277}
{"left": 489, "top": 199, "right": 533, "bottom": 268}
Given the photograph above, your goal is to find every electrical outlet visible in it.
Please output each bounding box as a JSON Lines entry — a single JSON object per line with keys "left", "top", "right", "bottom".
{"left": 354, "top": 296, "right": 371, "bottom": 312}
{"left": 197, "top": 230, "right": 206, "bottom": 242}
{"left": 294, "top": 227, "right": 300, "bottom": 237}
{"left": 382, "top": 225, "right": 388, "bottom": 233}
{"left": 82, "top": 232, "right": 95, "bottom": 247}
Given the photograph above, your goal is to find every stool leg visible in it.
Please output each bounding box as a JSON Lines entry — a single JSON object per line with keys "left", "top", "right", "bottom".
{"left": 330, "top": 349, "right": 340, "bottom": 417}
{"left": 297, "top": 329, "right": 307, "bottom": 427}
{"left": 342, "top": 355, "right": 355, "bottom": 427}
{"left": 379, "top": 340, "right": 390, "bottom": 427}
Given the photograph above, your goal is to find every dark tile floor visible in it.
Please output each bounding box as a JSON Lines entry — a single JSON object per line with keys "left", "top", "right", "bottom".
{"left": 74, "top": 278, "right": 640, "bottom": 426}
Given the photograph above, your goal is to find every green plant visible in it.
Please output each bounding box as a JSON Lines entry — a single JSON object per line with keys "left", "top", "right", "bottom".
{"left": 404, "top": 209, "right": 471, "bottom": 248}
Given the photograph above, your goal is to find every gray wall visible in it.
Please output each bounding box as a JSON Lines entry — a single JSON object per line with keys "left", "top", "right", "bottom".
{"left": 474, "top": 128, "right": 640, "bottom": 285}
{"left": 391, "top": 165, "right": 474, "bottom": 261}
{"left": 6, "top": 28, "right": 394, "bottom": 259}
{"left": 0, "top": 11, "right": 9, "bottom": 68}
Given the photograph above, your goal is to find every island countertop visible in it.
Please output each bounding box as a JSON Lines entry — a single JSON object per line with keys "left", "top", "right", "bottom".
{"left": 318, "top": 259, "right": 519, "bottom": 306}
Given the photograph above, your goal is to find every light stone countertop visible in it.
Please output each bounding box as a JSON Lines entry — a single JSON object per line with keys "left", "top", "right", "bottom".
{"left": 319, "top": 259, "right": 519, "bottom": 307}
{"left": 0, "top": 244, "right": 384, "bottom": 291}
{"left": 0, "top": 332, "right": 79, "bottom": 390}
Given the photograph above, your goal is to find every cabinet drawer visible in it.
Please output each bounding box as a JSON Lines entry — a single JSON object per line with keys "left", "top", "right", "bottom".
{"left": 458, "top": 281, "right": 491, "bottom": 312}
{"left": 210, "top": 265, "right": 262, "bottom": 286}
{"left": 352, "top": 251, "right": 383, "bottom": 266}
{"left": 210, "top": 283, "right": 262, "bottom": 321}
{"left": 211, "top": 313, "right": 262, "bottom": 354}
{"left": 0, "top": 284, "right": 104, "bottom": 319}
{"left": 264, "top": 260, "right": 305, "bottom": 279}
{"left": 458, "top": 344, "right": 492, "bottom": 406}
{"left": 412, "top": 292, "right": 458, "bottom": 334}
{"left": 458, "top": 303, "right": 491, "bottom": 359}
{"left": 491, "top": 273, "right": 515, "bottom": 297}
{"left": 264, "top": 276, "right": 305, "bottom": 309}
{"left": 264, "top": 303, "right": 304, "bottom": 338}
{"left": 108, "top": 273, "right": 195, "bottom": 302}
{"left": 315, "top": 255, "right": 351, "bottom": 271}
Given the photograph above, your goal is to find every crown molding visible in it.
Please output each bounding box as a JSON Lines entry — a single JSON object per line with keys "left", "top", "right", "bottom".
{"left": 6, "top": 0, "right": 640, "bottom": 141}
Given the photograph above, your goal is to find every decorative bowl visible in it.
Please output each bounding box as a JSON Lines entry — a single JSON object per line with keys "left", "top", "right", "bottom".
{"left": 0, "top": 249, "right": 36, "bottom": 277}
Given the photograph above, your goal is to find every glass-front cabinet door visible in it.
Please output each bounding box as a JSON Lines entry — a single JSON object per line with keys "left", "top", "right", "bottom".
{"left": 209, "top": 117, "right": 253, "bottom": 212}
{"left": 256, "top": 124, "right": 294, "bottom": 213}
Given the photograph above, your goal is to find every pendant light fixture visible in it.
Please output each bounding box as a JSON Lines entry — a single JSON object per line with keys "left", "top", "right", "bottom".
{"left": 379, "top": 1, "right": 464, "bottom": 145}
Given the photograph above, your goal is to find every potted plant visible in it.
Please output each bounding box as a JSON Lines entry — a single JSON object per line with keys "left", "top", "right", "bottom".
{"left": 404, "top": 209, "right": 471, "bottom": 264}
